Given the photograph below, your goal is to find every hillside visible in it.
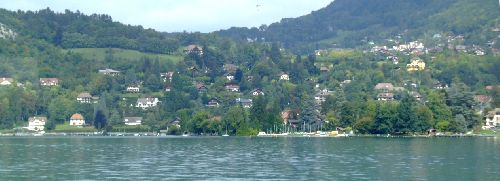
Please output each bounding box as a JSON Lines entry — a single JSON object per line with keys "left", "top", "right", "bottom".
{"left": 216, "top": 0, "right": 500, "bottom": 53}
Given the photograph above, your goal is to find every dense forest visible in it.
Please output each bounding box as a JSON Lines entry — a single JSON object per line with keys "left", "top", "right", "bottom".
{"left": 0, "top": 0, "right": 499, "bottom": 135}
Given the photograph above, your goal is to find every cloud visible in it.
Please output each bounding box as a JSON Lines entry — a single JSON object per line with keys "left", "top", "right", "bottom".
{"left": 0, "top": 0, "right": 332, "bottom": 32}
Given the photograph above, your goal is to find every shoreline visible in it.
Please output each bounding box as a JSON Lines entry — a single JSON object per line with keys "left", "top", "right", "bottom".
{"left": 1, "top": 132, "right": 499, "bottom": 138}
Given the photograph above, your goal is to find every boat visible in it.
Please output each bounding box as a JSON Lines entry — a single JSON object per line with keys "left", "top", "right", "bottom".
{"left": 182, "top": 132, "right": 190, "bottom": 137}
{"left": 222, "top": 125, "right": 229, "bottom": 136}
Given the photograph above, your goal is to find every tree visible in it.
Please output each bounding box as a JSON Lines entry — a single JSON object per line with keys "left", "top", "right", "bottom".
{"left": 299, "top": 95, "right": 322, "bottom": 132}
{"left": 412, "top": 105, "right": 433, "bottom": 133}
{"left": 446, "top": 81, "right": 479, "bottom": 128}
{"left": 94, "top": 109, "right": 107, "bottom": 130}
{"left": 449, "top": 114, "right": 467, "bottom": 133}
{"left": 395, "top": 93, "right": 415, "bottom": 134}
{"left": 373, "top": 102, "right": 397, "bottom": 134}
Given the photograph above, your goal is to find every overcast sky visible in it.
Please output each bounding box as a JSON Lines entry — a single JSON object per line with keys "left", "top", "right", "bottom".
{"left": 0, "top": 0, "right": 333, "bottom": 33}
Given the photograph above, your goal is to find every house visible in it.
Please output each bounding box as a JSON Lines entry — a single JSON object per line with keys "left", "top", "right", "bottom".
{"left": 246, "top": 76, "right": 254, "bottom": 82}
{"left": 455, "top": 45, "right": 467, "bottom": 53}
{"left": 406, "top": 58, "right": 425, "bottom": 71}
{"left": 374, "top": 83, "right": 394, "bottom": 92}
{"left": 377, "top": 93, "right": 394, "bottom": 101}
{"left": 124, "top": 117, "right": 142, "bottom": 126}
{"left": 40, "top": 78, "right": 59, "bottom": 86}
{"left": 236, "top": 98, "right": 253, "bottom": 108}
{"left": 223, "top": 64, "right": 238, "bottom": 73}
{"left": 474, "top": 95, "right": 492, "bottom": 111}
{"left": 281, "top": 110, "right": 291, "bottom": 124}
{"left": 410, "top": 91, "right": 423, "bottom": 101}
{"left": 340, "top": 80, "right": 352, "bottom": 87}
{"left": 184, "top": 45, "right": 203, "bottom": 55}
{"left": 69, "top": 113, "right": 85, "bottom": 126}
{"left": 225, "top": 73, "right": 235, "bottom": 81}
{"left": 433, "top": 82, "right": 448, "bottom": 90}
{"left": 251, "top": 88, "right": 264, "bottom": 96}
{"left": 164, "top": 86, "right": 172, "bottom": 92}
{"left": 195, "top": 82, "right": 208, "bottom": 93}
{"left": 206, "top": 98, "right": 220, "bottom": 107}
{"left": 0, "top": 77, "right": 13, "bottom": 86}
{"left": 483, "top": 108, "right": 500, "bottom": 129}
{"left": 126, "top": 85, "right": 140, "bottom": 93}
{"left": 225, "top": 83, "right": 240, "bottom": 92}
{"left": 98, "top": 68, "right": 120, "bottom": 76}
{"left": 280, "top": 73, "right": 290, "bottom": 81}
{"left": 320, "top": 66, "right": 329, "bottom": 73}
{"left": 136, "top": 97, "right": 160, "bottom": 109}
{"left": 160, "top": 72, "right": 174, "bottom": 82}
{"left": 77, "top": 92, "right": 96, "bottom": 103}
{"left": 28, "top": 116, "right": 47, "bottom": 131}
{"left": 314, "top": 89, "right": 332, "bottom": 104}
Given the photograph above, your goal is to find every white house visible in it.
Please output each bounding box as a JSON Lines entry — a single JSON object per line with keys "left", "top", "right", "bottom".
{"left": 28, "top": 116, "right": 47, "bottom": 131}
{"left": 0, "top": 77, "right": 13, "bottom": 86}
{"left": 484, "top": 108, "right": 500, "bottom": 129}
{"left": 136, "top": 98, "right": 160, "bottom": 109}
{"left": 126, "top": 85, "right": 140, "bottom": 93}
{"left": 40, "top": 78, "right": 59, "bottom": 86}
{"left": 251, "top": 89, "right": 265, "bottom": 96}
{"left": 70, "top": 113, "right": 85, "bottom": 126}
{"left": 280, "top": 73, "right": 290, "bottom": 81}
{"left": 124, "top": 117, "right": 142, "bottom": 126}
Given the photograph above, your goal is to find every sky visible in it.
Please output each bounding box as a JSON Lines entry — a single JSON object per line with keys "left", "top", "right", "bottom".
{"left": 0, "top": 0, "right": 333, "bottom": 33}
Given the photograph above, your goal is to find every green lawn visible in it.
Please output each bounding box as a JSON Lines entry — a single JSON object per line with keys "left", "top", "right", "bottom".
{"left": 475, "top": 129, "right": 500, "bottom": 136}
{"left": 66, "top": 48, "right": 183, "bottom": 63}
{"left": 52, "top": 122, "right": 97, "bottom": 133}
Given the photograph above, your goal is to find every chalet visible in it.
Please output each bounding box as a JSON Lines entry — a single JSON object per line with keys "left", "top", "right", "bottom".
{"left": 136, "top": 97, "right": 160, "bottom": 109}
{"left": 320, "top": 66, "right": 329, "bottom": 73}
{"left": 246, "top": 76, "right": 254, "bottom": 82}
{"left": 223, "top": 64, "right": 238, "bottom": 73}
{"left": 98, "top": 68, "right": 120, "bottom": 76}
{"left": 124, "top": 117, "right": 142, "bottom": 126}
{"left": 374, "top": 83, "right": 394, "bottom": 93}
{"left": 160, "top": 72, "right": 174, "bottom": 82}
{"left": 225, "top": 83, "right": 240, "bottom": 92}
{"left": 77, "top": 92, "right": 97, "bottom": 103}
{"left": 164, "top": 86, "right": 172, "bottom": 92}
{"left": 280, "top": 73, "right": 290, "bottom": 81}
{"left": 251, "top": 88, "right": 264, "bottom": 96}
{"left": 69, "top": 113, "right": 85, "bottom": 126}
{"left": 236, "top": 98, "right": 253, "bottom": 108}
{"left": 195, "top": 82, "right": 208, "bottom": 93}
{"left": 40, "top": 78, "right": 59, "bottom": 86}
{"left": 377, "top": 93, "right": 394, "bottom": 101}
{"left": 340, "top": 80, "right": 351, "bottom": 87}
{"left": 406, "top": 58, "right": 425, "bottom": 71}
{"left": 28, "top": 116, "right": 47, "bottom": 131}
{"left": 206, "top": 98, "right": 220, "bottom": 107}
{"left": 126, "top": 85, "right": 140, "bottom": 93}
{"left": 485, "top": 85, "right": 500, "bottom": 91}
{"left": 184, "top": 45, "right": 203, "bottom": 55}
{"left": 0, "top": 77, "right": 13, "bottom": 86}
{"left": 483, "top": 108, "right": 500, "bottom": 129}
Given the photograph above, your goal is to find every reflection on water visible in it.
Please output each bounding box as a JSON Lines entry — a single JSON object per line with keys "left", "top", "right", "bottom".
{"left": 0, "top": 137, "right": 498, "bottom": 180}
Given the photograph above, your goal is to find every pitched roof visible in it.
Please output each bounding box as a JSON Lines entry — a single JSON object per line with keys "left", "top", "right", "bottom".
{"left": 374, "top": 83, "right": 394, "bottom": 90}
{"left": 28, "top": 116, "right": 47, "bottom": 123}
{"left": 70, "top": 113, "right": 84, "bottom": 120}
{"left": 77, "top": 92, "right": 92, "bottom": 98}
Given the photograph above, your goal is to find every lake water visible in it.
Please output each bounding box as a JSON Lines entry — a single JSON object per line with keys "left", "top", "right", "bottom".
{"left": 0, "top": 136, "right": 499, "bottom": 180}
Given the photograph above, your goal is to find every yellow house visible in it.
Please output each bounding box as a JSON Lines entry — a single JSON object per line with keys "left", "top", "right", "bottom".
{"left": 406, "top": 58, "right": 425, "bottom": 71}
